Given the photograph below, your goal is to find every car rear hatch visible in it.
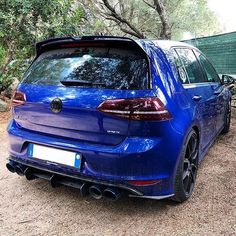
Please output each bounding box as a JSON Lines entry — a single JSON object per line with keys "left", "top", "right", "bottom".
{"left": 13, "top": 37, "right": 156, "bottom": 146}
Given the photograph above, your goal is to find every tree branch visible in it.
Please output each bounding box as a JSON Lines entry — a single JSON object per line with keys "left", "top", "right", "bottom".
{"left": 120, "top": 27, "right": 143, "bottom": 38}
{"left": 143, "top": 0, "right": 156, "bottom": 9}
{"left": 101, "top": 0, "right": 145, "bottom": 38}
{"left": 153, "top": 0, "right": 171, "bottom": 39}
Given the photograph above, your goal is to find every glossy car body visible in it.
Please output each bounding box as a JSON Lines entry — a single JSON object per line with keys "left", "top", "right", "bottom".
{"left": 7, "top": 36, "right": 231, "bottom": 200}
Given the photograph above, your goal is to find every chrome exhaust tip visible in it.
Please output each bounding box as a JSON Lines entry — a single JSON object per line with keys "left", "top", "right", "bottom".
{"left": 103, "top": 187, "right": 121, "bottom": 201}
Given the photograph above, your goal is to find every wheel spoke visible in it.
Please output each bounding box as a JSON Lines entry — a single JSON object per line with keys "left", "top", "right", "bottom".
{"left": 183, "top": 158, "right": 190, "bottom": 169}
{"left": 187, "top": 173, "right": 193, "bottom": 193}
{"left": 190, "top": 150, "right": 198, "bottom": 161}
{"left": 182, "top": 169, "right": 189, "bottom": 180}
{"left": 190, "top": 137, "right": 197, "bottom": 154}
{"left": 183, "top": 173, "right": 190, "bottom": 191}
{"left": 186, "top": 144, "right": 191, "bottom": 158}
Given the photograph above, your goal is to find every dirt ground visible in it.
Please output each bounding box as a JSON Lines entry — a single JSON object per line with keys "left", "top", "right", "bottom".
{"left": 0, "top": 109, "right": 235, "bottom": 236}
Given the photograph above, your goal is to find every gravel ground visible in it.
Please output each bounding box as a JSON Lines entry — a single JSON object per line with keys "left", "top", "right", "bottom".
{"left": 0, "top": 111, "right": 235, "bottom": 236}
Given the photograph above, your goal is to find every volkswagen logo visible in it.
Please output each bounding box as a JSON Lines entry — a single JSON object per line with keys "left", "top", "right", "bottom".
{"left": 50, "top": 98, "right": 62, "bottom": 113}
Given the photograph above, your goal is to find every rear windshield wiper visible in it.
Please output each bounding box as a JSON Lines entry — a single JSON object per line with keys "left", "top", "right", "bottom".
{"left": 60, "top": 80, "right": 106, "bottom": 87}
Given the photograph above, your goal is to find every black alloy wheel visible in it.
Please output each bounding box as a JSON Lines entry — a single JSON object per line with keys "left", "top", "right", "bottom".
{"left": 172, "top": 130, "right": 199, "bottom": 202}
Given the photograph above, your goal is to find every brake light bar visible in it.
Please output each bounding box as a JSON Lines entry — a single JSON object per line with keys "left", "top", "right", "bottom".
{"left": 12, "top": 91, "right": 26, "bottom": 107}
{"left": 97, "top": 97, "right": 172, "bottom": 121}
{"left": 60, "top": 43, "right": 106, "bottom": 48}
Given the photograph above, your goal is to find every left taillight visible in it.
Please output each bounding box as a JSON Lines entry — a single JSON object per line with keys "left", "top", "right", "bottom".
{"left": 12, "top": 91, "right": 26, "bottom": 107}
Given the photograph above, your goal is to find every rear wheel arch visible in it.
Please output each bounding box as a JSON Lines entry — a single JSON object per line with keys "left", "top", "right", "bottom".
{"left": 176, "top": 125, "right": 200, "bottom": 164}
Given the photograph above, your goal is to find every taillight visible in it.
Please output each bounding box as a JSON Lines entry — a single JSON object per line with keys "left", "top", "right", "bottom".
{"left": 97, "top": 97, "right": 172, "bottom": 121}
{"left": 12, "top": 91, "right": 26, "bottom": 107}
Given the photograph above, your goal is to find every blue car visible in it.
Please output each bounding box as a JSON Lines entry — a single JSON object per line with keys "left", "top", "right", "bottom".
{"left": 6, "top": 36, "right": 231, "bottom": 202}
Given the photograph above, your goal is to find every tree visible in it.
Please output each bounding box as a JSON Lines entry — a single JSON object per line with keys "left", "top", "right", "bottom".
{"left": 143, "top": 0, "right": 172, "bottom": 39}
{"left": 80, "top": 0, "right": 221, "bottom": 40}
{"left": 164, "top": 0, "right": 221, "bottom": 39}
{"left": 0, "top": 0, "right": 84, "bottom": 89}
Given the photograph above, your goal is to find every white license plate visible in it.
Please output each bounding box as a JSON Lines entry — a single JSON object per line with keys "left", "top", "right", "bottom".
{"left": 28, "top": 144, "right": 81, "bottom": 169}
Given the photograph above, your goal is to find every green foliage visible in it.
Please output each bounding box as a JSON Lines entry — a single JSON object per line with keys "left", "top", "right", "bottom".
{"left": 0, "top": 46, "right": 6, "bottom": 65}
{"left": 0, "top": 0, "right": 84, "bottom": 90}
{"left": 0, "top": 57, "right": 31, "bottom": 91}
{"left": 167, "top": 0, "right": 222, "bottom": 40}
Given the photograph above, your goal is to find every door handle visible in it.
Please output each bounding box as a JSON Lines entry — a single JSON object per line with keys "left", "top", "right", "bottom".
{"left": 192, "top": 95, "right": 202, "bottom": 102}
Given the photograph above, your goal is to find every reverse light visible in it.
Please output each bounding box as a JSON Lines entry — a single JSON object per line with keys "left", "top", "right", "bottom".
{"left": 12, "top": 91, "right": 26, "bottom": 107}
{"left": 97, "top": 97, "right": 172, "bottom": 121}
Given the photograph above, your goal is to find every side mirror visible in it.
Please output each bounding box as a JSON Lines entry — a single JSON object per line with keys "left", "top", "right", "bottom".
{"left": 221, "top": 75, "right": 236, "bottom": 95}
{"left": 221, "top": 74, "right": 236, "bottom": 85}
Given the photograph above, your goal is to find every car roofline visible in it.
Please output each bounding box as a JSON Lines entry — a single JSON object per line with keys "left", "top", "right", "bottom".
{"left": 149, "top": 40, "right": 198, "bottom": 50}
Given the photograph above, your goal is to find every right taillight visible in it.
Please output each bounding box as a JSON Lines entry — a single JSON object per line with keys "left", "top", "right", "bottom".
{"left": 12, "top": 91, "right": 26, "bottom": 107}
{"left": 97, "top": 97, "right": 172, "bottom": 121}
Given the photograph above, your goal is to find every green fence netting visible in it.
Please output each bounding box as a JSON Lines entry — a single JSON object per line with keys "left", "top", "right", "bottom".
{"left": 183, "top": 31, "right": 236, "bottom": 75}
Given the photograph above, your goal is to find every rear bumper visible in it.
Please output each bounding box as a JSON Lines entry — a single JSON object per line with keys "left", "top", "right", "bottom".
{"left": 7, "top": 158, "right": 174, "bottom": 200}
{"left": 7, "top": 119, "right": 183, "bottom": 197}
{"left": 7, "top": 157, "right": 143, "bottom": 196}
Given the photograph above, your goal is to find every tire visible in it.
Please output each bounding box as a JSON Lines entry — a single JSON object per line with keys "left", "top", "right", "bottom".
{"left": 221, "top": 100, "right": 231, "bottom": 134}
{"left": 171, "top": 129, "right": 199, "bottom": 203}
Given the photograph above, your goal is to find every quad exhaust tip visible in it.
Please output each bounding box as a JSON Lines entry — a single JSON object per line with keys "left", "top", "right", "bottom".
{"left": 89, "top": 185, "right": 104, "bottom": 200}
{"left": 6, "top": 161, "right": 17, "bottom": 173}
{"left": 14, "top": 164, "right": 27, "bottom": 176}
{"left": 6, "top": 161, "right": 122, "bottom": 201}
{"left": 6, "top": 161, "right": 27, "bottom": 176}
{"left": 89, "top": 185, "right": 121, "bottom": 201}
{"left": 103, "top": 187, "right": 121, "bottom": 201}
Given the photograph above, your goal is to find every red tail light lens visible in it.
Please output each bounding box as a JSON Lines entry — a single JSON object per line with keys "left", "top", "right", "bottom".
{"left": 12, "top": 91, "right": 26, "bottom": 107}
{"left": 128, "top": 179, "right": 162, "bottom": 186}
{"left": 97, "top": 97, "right": 172, "bottom": 121}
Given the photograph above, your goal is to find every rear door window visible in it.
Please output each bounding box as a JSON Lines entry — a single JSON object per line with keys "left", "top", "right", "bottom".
{"left": 194, "top": 51, "right": 221, "bottom": 83}
{"left": 23, "top": 47, "right": 149, "bottom": 90}
{"left": 175, "top": 48, "right": 206, "bottom": 84}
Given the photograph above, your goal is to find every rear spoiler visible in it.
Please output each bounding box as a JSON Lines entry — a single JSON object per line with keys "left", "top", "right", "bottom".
{"left": 35, "top": 35, "right": 137, "bottom": 56}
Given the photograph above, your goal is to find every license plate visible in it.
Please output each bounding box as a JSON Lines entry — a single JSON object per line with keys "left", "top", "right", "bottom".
{"left": 28, "top": 144, "right": 81, "bottom": 169}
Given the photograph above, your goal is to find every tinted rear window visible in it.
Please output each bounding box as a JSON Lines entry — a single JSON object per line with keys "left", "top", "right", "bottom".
{"left": 23, "top": 47, "right": 149, "bottom": 90}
